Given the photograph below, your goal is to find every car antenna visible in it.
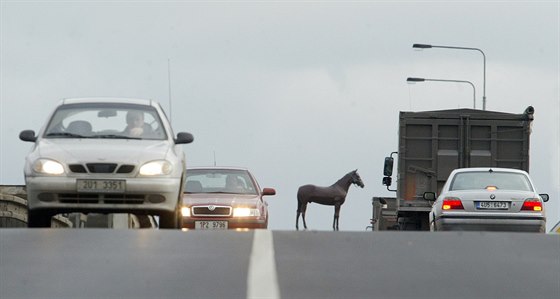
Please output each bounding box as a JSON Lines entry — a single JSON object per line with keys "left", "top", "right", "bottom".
{"left": 213, "top": 151, "right": 217, "bottom": 166}
{"left": 488, "top": 168, "right": 493, "bottom": 173}
{"left": 167, "top": 58, "right": 173, "bottom": 124}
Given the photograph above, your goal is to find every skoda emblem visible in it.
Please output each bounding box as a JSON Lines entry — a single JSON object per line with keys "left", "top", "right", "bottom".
{"left": 208, "top": 205, "right": 216, "bottom": 211}
{"left": 490, "top": 194, "right": 496, "bottom": 200}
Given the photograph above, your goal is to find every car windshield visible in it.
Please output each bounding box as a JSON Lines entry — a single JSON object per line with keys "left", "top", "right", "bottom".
{"left": 185, "top": 169, "right": 258, "bottom": 195}
{"left": 43, "top": 103, "right": 167, "bottom": 140}
{"left": 450, "top": 171, "right": 534, "bottom": 191}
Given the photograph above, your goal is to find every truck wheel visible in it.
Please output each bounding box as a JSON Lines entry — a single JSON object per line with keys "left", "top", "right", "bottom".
{"left": 27, "top": 210, "right": 52, "bottom": 228}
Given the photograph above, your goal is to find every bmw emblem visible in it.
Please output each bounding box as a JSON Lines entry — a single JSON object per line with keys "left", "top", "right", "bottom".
{"left": 490, "top": 194, "right": 496, "bottom": 200}
{"left": 208, "top": 205, "right": 216, "bottom": 211}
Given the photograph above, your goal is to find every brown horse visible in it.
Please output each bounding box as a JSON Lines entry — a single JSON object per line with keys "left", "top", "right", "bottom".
{"left": 296, "top": 170, "right": 365, "bottom": 231}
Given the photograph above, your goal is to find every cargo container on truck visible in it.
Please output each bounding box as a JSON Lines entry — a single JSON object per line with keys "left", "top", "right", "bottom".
{"left": 371, "top": 107, "right": 534, "bottom": 231}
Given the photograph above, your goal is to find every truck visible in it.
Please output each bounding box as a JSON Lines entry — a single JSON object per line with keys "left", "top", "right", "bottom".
{"left": 371, "top": 106, "right": 534, "bottom": 231}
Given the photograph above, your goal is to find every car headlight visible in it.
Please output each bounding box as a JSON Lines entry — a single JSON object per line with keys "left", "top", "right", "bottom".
{"left": 33, "top": 159, "right": 65, "bottom": 175}
{"left": 233, "top": 207, "right": 260, "bottom": 217}
{"left": 139, "top": 160, "right": 172, "bottom": 176}
{"left": 181, "top": 206, "right": 191, "bottom": 217}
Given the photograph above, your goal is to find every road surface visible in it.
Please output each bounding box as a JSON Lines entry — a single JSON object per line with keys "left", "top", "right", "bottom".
{"left": 1, "top": 229, "right": 559, "bottom": 298}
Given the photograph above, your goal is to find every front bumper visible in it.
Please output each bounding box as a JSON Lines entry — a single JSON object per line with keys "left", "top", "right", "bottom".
{"left": 182, "top": 217, "right": 267, "bottom": 229}
{"left": 25, "top": 175, "right": 182, "bottom": 214}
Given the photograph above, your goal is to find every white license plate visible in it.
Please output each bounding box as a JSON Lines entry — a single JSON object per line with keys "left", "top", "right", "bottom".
{"left": 195, "top": 221, "right": 228, "bottom": 230}
{"left": 77, "top": 179, "right": 126, "bottom": 193}
{"left": 476, "top": 201, "right": 508, "bottom": 210}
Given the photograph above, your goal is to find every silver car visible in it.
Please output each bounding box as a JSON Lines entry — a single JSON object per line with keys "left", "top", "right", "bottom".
{"left": 425, "top": 167, "right": 549, "bottom": 232}
{"left": 19, "top": 98, "right": 194, "bottom": 228}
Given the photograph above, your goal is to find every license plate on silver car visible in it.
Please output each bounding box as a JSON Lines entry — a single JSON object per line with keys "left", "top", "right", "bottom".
{"left": 195, "top": 221, "right": 228, "bottom": 230}
{"left": 476, "top": 201, "right": 508, "bottom": 210}
{"left": 77, "top": 179, "right": 126, "bottom": 193}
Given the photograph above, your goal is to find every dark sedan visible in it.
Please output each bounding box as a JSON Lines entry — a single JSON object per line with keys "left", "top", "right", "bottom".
{"left": 181, "top": 167, "right": 276, "bottom": 230}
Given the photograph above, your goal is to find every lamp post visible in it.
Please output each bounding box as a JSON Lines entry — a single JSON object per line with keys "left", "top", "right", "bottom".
{"left": 412, "top": 43, "right": 486, "bottom": 110}
{"left": 407, "top": 77, "right": 477, "bottom": 109}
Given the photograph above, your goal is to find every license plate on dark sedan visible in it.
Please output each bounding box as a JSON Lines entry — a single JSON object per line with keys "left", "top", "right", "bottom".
{"left": 77, "top": 179, "right": 126, "bottom": 193}
{"left": 476, "top": 201, "right": 508, "bottom": 210}
{"left": 195, "top": 221, "right": 228, "bottom": 230}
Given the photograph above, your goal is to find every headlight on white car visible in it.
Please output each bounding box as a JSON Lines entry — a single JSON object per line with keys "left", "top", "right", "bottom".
{"left": 33, "top": 159, "right": 65, "bottom": 175}
{"left": 139, "top": 160, "right": 172, "bottom": 176}
{"left": 233, "top": 207, "right": 260, "bottom": 217}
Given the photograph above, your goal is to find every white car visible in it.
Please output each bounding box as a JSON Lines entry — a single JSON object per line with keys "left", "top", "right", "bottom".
{"left": 425, "top": 167, "right": 549, "bottom": 232}
{"left": 20, "top": 98, "right": 194, "bottom": 228}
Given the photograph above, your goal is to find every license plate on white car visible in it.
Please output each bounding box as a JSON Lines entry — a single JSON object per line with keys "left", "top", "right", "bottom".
{"left": 195, "top": 221, "right": 228, "bottom": 230}
{"left": 476, "top": 201, "right": 508, "bottom": 210}
{"left": 77, "top": 179, "right": 126, "bottom": 193}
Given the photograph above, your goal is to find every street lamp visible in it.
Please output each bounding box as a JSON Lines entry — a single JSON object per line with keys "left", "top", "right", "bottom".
{"left": 412, "top": 43, "right": 486, "bottom": 110}
{"left": 407, "top": 77, "right": 476, "bottom": 109}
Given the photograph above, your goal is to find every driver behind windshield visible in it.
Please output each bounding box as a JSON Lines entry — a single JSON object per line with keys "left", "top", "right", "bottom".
{"left": 124, "top": 111, "right": 152, "bottom": 137}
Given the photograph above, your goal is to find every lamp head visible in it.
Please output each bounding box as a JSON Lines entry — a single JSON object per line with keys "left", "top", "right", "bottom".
{"left": 407, "top": 77, "right": 425, "bottom": 82}
{"left": 413, "top": 43, "right": 432, "bottom": 49}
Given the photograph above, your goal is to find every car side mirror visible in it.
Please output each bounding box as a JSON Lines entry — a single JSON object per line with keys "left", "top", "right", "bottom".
{"left": 262, "top": 188, "right": 276, "bottom": 196}
{"left": 423, "top": 192, "right": 436, "bottom": 201}
{"left": 383, "top": 157, "right": 394, "bottom": 176}
{"left": 19, "top": 130, "right": 37, "bottom": 142}
{"left": 175, "top": 132, "right": 194, "bottom": 144}
{"left": 540, "top": 194, "right": 549, "bottom": 202}
{"left": 382, "top": 176, "right": 392, "bottom": 186}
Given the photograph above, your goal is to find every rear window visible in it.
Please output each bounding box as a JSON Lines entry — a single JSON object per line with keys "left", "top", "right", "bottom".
{"left": 450, "top": 171, "right": 533, "bottom": 191}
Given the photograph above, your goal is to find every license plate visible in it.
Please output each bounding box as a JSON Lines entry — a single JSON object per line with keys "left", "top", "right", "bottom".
{"left": 476, "top": 201, "right": 508, "bottom": 210}
{"left": 195, "top": 221, "right": 228, "bottom": 230}
{"left": 77, "top": 179, "right": 126, "bottom": 193}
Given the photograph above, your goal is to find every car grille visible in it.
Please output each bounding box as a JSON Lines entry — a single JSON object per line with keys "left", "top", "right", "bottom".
{"left": 68, "top": 164, "right": 135, "bottom": 174}
{"left": 86, "top": 163, "right": 117, "bottom": 173}
{"left": 56, "top": 193, "right": 146, "bottom": 204}
{"left": 192, "top": 206, "right": 232, "bottom": 217}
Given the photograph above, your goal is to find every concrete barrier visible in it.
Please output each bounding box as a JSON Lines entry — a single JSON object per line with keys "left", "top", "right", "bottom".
{"left": 0, "top": 185, "right": 72, "bottom": 228}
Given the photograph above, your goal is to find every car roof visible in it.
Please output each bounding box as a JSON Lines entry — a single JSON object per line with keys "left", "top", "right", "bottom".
{"left": 452, "top": 167, "right": 529, "bottom": 174}
{"left": 59, "top": 97, "right": 156, "bottom": 106}
{"left": 187, "top": 166, "right": 250, "bottom": 171}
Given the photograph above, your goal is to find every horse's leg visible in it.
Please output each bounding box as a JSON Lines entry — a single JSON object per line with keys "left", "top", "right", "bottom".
{"left": 333, "top": 203, "right": 341, "bottom": 231}
{"left": 301, "top": 202, "right": 308, "bottom": 230}
{"left": 296, "top": 199, "right": 302, "bottom": 230}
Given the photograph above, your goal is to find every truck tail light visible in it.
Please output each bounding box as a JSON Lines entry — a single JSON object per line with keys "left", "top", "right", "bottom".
{"left": 521, "top": 199, "right": 543, "bottom": 211}
{"left": 442, "top": 198, "right": 464, "bottom": 210}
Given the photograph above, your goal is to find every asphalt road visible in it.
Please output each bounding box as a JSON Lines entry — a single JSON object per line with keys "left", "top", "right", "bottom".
{"left": 1, "top": 229, "right": 559, "bottom": 299}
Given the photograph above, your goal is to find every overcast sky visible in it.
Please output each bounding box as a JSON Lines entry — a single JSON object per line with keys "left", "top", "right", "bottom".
{"left": 1, "top": 0, "right": 559, "bottom": 231}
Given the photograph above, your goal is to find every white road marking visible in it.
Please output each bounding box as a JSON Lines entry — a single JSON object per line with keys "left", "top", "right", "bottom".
{"left": 247, "top": 230, "right": 280, "bottom": 299}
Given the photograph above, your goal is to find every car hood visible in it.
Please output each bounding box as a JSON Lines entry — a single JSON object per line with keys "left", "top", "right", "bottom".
{"left": 182, "top": 193, "right": 261, "bottom": 207}
{"left": 443, "top": 190, "right": 539, "bottom": 201}
{"left": 36, "top": 138, "right": 171, "bottom": 164}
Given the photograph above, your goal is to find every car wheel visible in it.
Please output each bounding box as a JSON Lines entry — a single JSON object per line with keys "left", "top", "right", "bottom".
{"left": 158, "top": 211, "right": 177, "bottom": 229}
{"left": 159, "top": 204, "right": 181, "bottom": 229}
{"left": 27, "top": 210, "right": 52, "bottom": 228}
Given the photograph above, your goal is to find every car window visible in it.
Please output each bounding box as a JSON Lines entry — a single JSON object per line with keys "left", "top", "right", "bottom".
{"left": 43, "top": 103, "right": 167, "bottom": 140}
{"left": 185, "top": 169, "right": 257, "bottom": 195}
{"left": 450, "top": 171, "right": 533, "bottom": 191}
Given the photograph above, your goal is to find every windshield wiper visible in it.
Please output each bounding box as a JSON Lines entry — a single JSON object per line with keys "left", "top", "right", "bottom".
{"left": 46, "top": 132, "right": 87, "bottom": 138}
{"left": 91, "top": 134, "right": 141, "bottom": 140}
{"left": 204, "top": 191, "right": 247, "bottom": 195}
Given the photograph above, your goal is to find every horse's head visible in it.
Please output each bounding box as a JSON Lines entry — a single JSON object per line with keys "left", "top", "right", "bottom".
{"left": 351, "top": 169, "right": 365, "bottom": 188}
